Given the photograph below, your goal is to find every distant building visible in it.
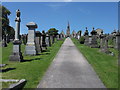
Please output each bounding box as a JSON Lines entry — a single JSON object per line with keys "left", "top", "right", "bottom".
{"left": 66, "top": 22, "right": 70, "bottom": 37}
{"left": 95, "top": 28, "right": 103, "bottom": 35}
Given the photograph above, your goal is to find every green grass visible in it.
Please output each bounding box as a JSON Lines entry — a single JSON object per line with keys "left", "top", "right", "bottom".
{"left": 2, "top": 39, "right": 64, "bottom": 88}
{"left": 71, "top": 38, "right": 118, "bottom": 88}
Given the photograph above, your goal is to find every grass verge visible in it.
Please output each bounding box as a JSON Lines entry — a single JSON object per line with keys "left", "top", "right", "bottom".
{"left": 2, "top": 39, "right": 64, "bottom": 88}
{"left": 71, "top": 38, "right": 118, "bottom": 88}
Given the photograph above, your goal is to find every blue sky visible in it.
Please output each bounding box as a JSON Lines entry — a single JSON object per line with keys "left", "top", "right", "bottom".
{"left": 2, "top": 2, "right": 118, "bottom": 35}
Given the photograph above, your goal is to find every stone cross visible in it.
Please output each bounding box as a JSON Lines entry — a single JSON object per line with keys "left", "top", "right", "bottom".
{"left": 25, "top": 22, "right": 37, "bottom": 55}
{"left": 9, "top": 9, "right": 23, "bottom": 62}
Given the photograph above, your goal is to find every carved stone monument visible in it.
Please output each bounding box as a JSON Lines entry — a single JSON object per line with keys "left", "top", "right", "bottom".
{"left": 9, "top": 9, "right": 23, "bottom": 62}
{"left": 25, "top": 22, "right": 37, "bottom": 55}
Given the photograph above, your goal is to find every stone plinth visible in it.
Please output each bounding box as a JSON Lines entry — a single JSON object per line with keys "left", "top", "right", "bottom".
{"left": 84, "top": 36, "right": 89, "bottom": 46}
{"left": 25, "top": 22, "right": 37, "bottom": 55}
{"left": 9, "top": 40, "right": 23, "bottom": 62}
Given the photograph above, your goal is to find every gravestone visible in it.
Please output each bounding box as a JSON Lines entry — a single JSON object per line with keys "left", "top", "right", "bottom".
{"left": 84, "top": 36, "right": 89, "bottom": 46}
{"left": 6, "top": 34, "right": 10, "bottom": 43}
{"left": 41, "top": 30, "right": 47, "bottom": 50}
{"left": 116, "top": 31, "right": 120, "bottom": 50}
{"left": 9, "top": 9, "right": 23, "bottom": 62}
{"left": 100, "top": 36, "right": 111, "bottom": 54}
{"left": 21, "top": 34, "right": 27, "bottom": 45}
{"left": 100, "top": 34, "right": 105, "bottom": 49}
{"left": 88, "top": 36, "right": 92, "bottom": 46}
{"left": 35, "top": 31, "right": 42, "bottom": 54}
{"left": 46, "top": 33, "right": 51, "bottom": 47}
{"left": 25, "top": 22, "right": 37, "bottom": 55}
{"left": 113, "top": 36, "right": 116, "bottom": 49}
{"left": 2, "top": 35, "right": 7, "bottom": 47}
{"left": 90, "top": 27, "right": 98, "bottom": 48}
{"left": 84, "top": 27, "right": 89, "bottom": 46}
{"left": 50, "top": 35, "right": 55, "bottom": 44}
{"left": 56, "top": 34, "right": 60, "bottom": 40}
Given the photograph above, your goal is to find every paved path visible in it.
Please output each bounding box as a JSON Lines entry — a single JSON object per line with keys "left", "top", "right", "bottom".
{"left": 37, "top": 38, "right": 106, "bottom": 88}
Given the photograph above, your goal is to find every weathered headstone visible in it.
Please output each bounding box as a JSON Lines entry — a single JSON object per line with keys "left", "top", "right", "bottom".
{"left": 35, "top": 31, "right": 42, "bottom": 54}
{"left": 6, "top": 34, "right": 10, "bottom": 43}
{"left": 50, "top": 35, "right": 55, "bottom": 44}
{"left": 46, "top": 33, "right": 51, "bottom": 47}
{"left": 41, "top": 30, "right": 47, "bottom": 50}
{"left": 2, "top": 33, "right": 7, "bottom": 47}
{"left": 56, "top": 34, "right": 60, "bottom": 40}
{"left": 116, "top": 31, "right": 120, "bottom": 50}
{"left": 90, "top": 27, "right": 98, "bottom": 48}
{"left": 84, "top": 36, "right": 89, "bottom": 46}
{"left": 100, "top": 35, "right": 111, "bottom": 54}
{"left": 25, "top": 22, "right": 37, "bottom": 55}
{"left": 21, "top": 34, "right": 27, "bottom": 45}
{"left": 84, "top": 27, "right": 89, "bottom": 46}
{"left": 9, "top": 9, "right": 23, "bottom": 62}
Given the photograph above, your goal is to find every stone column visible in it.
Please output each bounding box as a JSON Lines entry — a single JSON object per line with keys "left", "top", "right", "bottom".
{"left": 25, "top": 22, "right": 37, "bottom": 55}
{"left": 9, "top": 9, "right": 23, "bottom": 62}
{"left": 35, "top": 31, "right": 42, "bottom": 54}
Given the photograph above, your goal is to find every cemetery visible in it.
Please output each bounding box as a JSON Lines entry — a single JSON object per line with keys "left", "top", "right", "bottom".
{"left": 0, "top": 3, "right": 119, "bottom": 89}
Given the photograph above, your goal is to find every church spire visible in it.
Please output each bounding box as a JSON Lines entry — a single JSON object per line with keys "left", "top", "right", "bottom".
{"left": 66, "top": 21, "right": 70, "bottom": 37}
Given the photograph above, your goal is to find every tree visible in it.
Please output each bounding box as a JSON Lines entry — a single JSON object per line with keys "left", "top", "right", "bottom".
{"left": 1, "top": 6, "right": 15, "bottom": 36}
{"left": 1, "top": 6, "right": 11, "bottom": 36}
{"left": 47, "top": 28, "right": 58, "bottom": 37}
{"left": 1, "top": 6, "right": 15, "bottom": 44}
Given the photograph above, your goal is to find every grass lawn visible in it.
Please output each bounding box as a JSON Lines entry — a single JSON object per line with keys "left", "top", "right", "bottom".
{"left": 71, "top": 38, "right": 118, "bottom": 88}
{"left": 2, "top": 39, "right": 64, "bottom": 88}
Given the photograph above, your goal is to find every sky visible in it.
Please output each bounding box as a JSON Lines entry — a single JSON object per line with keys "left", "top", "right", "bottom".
{"left": 2, "top": 2, "right": 118, "bottom": 35}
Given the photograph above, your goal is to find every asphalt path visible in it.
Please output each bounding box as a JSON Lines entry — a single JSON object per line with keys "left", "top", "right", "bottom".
{"left": 37, "top": 38, "right": 106, "bottom": 88}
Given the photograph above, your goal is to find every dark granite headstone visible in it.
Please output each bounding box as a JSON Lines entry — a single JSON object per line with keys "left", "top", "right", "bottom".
{"left": 41, "top": 30, "right": 47, "bottom": 50}
{"left": 35, "top": 31, "right": 42, "bottom": 54}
